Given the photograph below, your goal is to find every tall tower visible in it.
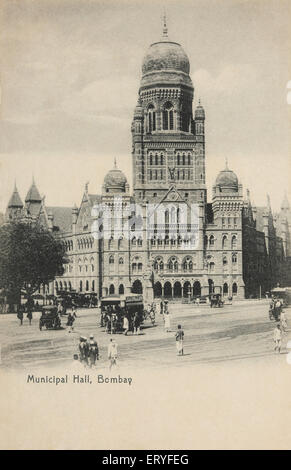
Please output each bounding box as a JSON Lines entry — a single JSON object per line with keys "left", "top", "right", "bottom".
{"left": 132, "top": 17, "right": 206, "bottom": 205}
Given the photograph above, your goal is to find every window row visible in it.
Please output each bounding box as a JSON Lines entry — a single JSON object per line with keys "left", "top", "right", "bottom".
{"left": 77, "top": 238, "right": 94, "bottom": 250}
{"left": 176, "top": 153, "right": 192, "bottom": 166}
{"left": 148, "top": 153, "right": 165, "bottom": 166}
{"left": 205, "top": 235, "right": 238, "bottom": 249}
{"left": 154, "top": 256, "right": 196, "bottom": 273}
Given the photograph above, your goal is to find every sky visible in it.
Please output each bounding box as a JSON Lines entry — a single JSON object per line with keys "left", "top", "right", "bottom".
{"left": 0, "top": 0, "right": 290, "bottom": 213}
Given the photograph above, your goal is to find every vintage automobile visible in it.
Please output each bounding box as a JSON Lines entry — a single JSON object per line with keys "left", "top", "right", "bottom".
{"left": 100, "top": 294, "right": 144, "bottom": 333}
{"left": 39, "top": 306, "right": 62, "bottom": 330}
{"left": 210, "top": 293, "right": 224, "bottom": 308}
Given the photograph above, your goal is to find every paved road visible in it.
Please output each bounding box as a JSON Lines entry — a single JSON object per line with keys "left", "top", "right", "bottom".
{"left": 1, "top": 300, "right": 290, "bottom": 371}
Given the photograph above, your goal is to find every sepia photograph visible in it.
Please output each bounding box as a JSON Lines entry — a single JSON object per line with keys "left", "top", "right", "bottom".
{"left": 0, "top": 0, "right": 290, "bottom": 451}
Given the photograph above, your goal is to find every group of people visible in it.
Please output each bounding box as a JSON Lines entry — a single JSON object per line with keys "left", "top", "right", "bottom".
{"left": 100, "top": 306, "right": 144, "bottom": 336}
{"left": 78, "top": 335, "right": 99, "bottom": 367}
{"left": 17, "top": 300, "right": 33, "bottom": 326}
{"left": 74, "top": 336, "right": 118, "bottom": 370}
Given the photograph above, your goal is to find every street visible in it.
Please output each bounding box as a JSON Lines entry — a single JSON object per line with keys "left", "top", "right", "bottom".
{"left": 1, "top": 299, "right": 290, "bottom": 371}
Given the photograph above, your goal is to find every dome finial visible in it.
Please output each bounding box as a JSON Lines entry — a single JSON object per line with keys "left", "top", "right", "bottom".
{"left": 162, "top": 10, "right": 168, "bottom": 38}
{"left": 225, "top": 157, "right": 229, "bottom": 170}
{"left": 114, "top": 157, "right": 117, "bottom": 168}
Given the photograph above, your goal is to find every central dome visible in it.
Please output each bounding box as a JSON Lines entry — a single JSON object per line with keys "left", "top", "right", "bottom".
{"left": 142, "top": 40, "right": 190, "bottom": 76}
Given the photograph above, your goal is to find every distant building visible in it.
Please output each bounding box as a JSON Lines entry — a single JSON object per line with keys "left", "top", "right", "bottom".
{"left": 5, "top": 20, "right": 291, "bottom": 300}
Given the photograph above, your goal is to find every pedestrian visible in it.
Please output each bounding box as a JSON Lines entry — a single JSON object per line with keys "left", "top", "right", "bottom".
{"left": 280, "top": 310, "right": 287, "bottom": 332}
{"left": 17, "top": 305, "right": 24, "bottom": 326}
{"left": 123, "top": 315, "right": 129, "bottom": 335}
{"left": 175, "top": 324, "right": 184, "bottom": 356}
{"left": 88, "top": 335, "right": 99, "bottom": 368}
{"left": 164, "top": 312, "right": 171, "bottom": 332}
{"left": 27, "top": 310, "right": 32, "bottom": 325}
{"left": 72, "top": 305, "right": 77, "bottom": 318}
{"left": 160, "top": 301, "right": 164, "bottom": 316}
{"left": 133, "top": 312, "right": 140, "bottom": 335}
{"left": 67, "top": 311, "right": 75, "bottom": 333}
{"left": 108, "top": 338, "right": 118, "bottom": 370}
{"left": 274, "top": 324, "right": 282, "bottom": 353}
{"left": 196, "top": 297, "right": 200, "bottom": 306}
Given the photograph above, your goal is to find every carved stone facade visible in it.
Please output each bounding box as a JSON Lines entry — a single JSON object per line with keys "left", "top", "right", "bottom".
{"left": 5, "top": 22, "right": 290, "bottom": 300}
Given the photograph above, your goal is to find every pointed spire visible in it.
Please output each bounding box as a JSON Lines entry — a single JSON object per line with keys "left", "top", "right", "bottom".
{"left": 114, "top": 157, "right": 117, "bottom": 168}
{"left": 25, "top": 178, "right": 41, "bottom": 203}
{"left": 281, "top": 191, "right": 290, "bottom": 211}
{"left": 266, "top": 193, "right": 271, "bottom": 212}
{"left": 7, "top": 183, "right": 23, "bottom": 209}
{"left": 162, "top": 10, "right": 168, "bottom": 39}
{"left": 225, "top": 157, "right": 229, "bottom": 170}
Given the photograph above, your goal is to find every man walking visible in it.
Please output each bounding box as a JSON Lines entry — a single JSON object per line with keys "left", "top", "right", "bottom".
{"left": 274, "top": 324, "right": 282, "bottom": 354}
{"left": 88, "top": 335, "right": 99, "bottom": 368}
{"left": 108, "top": 338, "right": 118, "bottom": 370}
{"left": 175, "top": 324, "right": 184, "bottom": 356}
{"left": 17, "top": 305, "right": 24, "bottom": 326}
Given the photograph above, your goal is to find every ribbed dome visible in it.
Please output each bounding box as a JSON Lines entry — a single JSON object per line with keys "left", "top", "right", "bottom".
{"left": 104, "top": 161, "right": 127, "bottom": 193}
{"left": 142, "top": 41, "right": 190, "bottom": 76}
{"left": 216, "top": 164, "right": 238, "bottom": 191}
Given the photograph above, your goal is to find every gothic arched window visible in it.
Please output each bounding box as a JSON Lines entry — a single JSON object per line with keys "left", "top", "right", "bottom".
{"left": 231, "top": 235, "right": 237, "bottom": 250}
{"left": 163, "top": 102, "right": 174, "bottom": 130}
{"left": 148, "top": 105, "right": 156, "bottom": 133}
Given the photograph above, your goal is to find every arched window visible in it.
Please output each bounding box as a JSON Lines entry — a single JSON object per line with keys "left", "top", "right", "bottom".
{"left": 209, "top": 262, "right": 215, "bottom": 272}
{"left": 148, "top": 105, "right": 156, "bottom": 133}
{"left": 223, "top": 283, "right": 228, "bottom": 296}
{"left": 154, "top": 257, "right": 164, "bottom": 272}
{"left": 80, "top": 281, "right": 83, "bottom": 292}
{"left": 138, "top": 262, "right": 143, "bottom": 272}
{"left": 231, "top": 235, "right": 237, "bottom": 250}
{"left": 119, "top": 284, "right": 124, "bottom": 295}
{"left": 109, "top": 255, "right": 114, "bottom": 265}
{"left": 92, "top": 280, "right": 95, "bottom": 292}
{"left": 86, "top": 280, "right": 89, "bottom": 291}
{"left": 109, "top": 284, "right": 115, "bottom": 295}
{"left": 183, "top": 257, "right": 193, "bottom": 272}
{"left": 131, "top": 237, "right": 136, "bottom": 246}
{"left": 232, "top": 283, "right": 238, "bottom": 296}
{"left": 168, "top": 257, "right": 178, "bottom": 272}
{"left": 163, "top": 102, "right": 174, "bottom": 130}
{"left": 223, "top": 256, "right": 228, "bottom": 266}
{"left": 222, "top": 235, "right": 227, "bottom": 249}
{"left": 209, "top": 235, "right": 215, "bottom": 247}
{"left": 132, "top": 263, "right": 137, "bottom": 272}
{"left": 119, "top": 257, "right": 124, "bottom": 265}
{"left": 232, "top": 253, "right": 237, "bottom": 264}
{"left": 118, "top": 237, "right": 123, "bottom": 250}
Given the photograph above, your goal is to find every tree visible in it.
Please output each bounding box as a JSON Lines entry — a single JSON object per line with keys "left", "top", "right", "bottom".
{"left": 0, "top": 222, "right": 67, "bottom": 307}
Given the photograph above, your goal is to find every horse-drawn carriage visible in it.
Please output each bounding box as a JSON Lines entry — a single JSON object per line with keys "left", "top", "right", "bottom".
{"left": 39, "top": 306, "right": 61, "bottom": 330}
